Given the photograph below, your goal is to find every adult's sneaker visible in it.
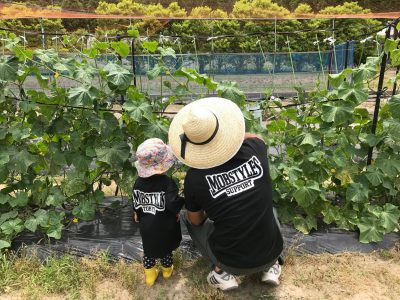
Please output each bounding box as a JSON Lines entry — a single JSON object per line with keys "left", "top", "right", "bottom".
{"left": 207, "top": 270, "right": 239, "bottom": 291}
{"left": 261, "top": 261, "right": 281, "bottom": 286}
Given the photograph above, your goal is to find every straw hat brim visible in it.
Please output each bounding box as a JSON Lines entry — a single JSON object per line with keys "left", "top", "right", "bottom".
{"left": 168, "top": 97, "right": 245, "bottom": 169}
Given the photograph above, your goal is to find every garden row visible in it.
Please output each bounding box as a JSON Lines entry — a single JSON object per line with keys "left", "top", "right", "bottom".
{"left": 0, "top": 25, "right": 399, "bottom": 250}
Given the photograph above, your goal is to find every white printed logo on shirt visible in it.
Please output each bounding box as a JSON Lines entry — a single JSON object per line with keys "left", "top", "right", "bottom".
{"left": 205, "top": 156, "right": 263, "bottom": 198}
{"left": 133, "top": 190, "right": 165, "bottom": 215}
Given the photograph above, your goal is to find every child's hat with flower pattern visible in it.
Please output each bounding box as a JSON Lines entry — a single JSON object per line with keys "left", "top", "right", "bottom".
{"left": 135, "top": 138, "right": 177, "bottom": 178}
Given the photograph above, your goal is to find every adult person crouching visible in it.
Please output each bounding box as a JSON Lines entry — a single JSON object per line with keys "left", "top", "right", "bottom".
{"left": 168, "top": 97, "right": 284, "bottom": 291}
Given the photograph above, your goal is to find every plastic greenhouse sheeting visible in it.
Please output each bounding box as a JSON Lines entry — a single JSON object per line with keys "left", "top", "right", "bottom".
{"left": 12, "top": 196, "right": 399, "bottom": 262}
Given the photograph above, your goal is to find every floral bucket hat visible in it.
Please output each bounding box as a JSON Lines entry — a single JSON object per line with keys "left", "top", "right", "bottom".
{"left": 134, "top": 138, "right": 177, "bottom": 178}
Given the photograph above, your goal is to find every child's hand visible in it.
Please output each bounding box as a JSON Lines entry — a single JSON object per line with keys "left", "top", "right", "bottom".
{"left": 134, "top": 212, "right": 139, "bottom": 223}
{"left": 176, "top": 213, "right": 180, "bottom": 222}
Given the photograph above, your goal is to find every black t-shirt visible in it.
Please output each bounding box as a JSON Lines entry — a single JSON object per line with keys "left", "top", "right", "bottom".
{"left": 184, "top": 138, "right": 283, "bottom": 269}
{"left": 132, "top": 175, "right": 184, "bottom": 258}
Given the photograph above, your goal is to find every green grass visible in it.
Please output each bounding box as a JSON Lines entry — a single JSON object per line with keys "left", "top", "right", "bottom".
{"left": 0, "top": 249, "right": 142, "bottom": 300}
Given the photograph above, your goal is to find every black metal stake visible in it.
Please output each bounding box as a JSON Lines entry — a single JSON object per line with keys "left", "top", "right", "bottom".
{"left": 392, "top": 22, "right": 399, "bottom": 96}
{"left": 116, "top": 34, "right": 125, "bottom": 104}
{"left": 130, "top": 38, "right": 137, "bottom": 88}
{"left": 367, "top": 25, "right": 392, "bottom": 165}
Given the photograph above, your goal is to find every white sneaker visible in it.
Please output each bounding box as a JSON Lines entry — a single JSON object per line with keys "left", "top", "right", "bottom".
{"left": 261, "top": 261, "right": 281, "bottom": 286}
{"left": 207, "top": 270, "right": 239, "bottom": 291}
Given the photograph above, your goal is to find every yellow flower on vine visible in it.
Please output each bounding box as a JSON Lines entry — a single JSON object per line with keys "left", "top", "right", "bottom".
{"left": 54, "top": 72, "right": 59, "bottom": 79}
{"left": 72, "top": 217, "right": 79, "bottom": 223}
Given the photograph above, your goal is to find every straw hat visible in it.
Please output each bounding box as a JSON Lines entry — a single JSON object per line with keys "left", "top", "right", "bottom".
{"left": 135, "top": 138, "right": 176, "bottom": 178}
{"left": 168, "top": 97, "right": 245, "bottom": 169}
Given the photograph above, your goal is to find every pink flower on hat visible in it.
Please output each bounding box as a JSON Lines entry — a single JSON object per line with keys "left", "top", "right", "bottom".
{"left": 135, "top": 138, "right": 177, "bottom": 178}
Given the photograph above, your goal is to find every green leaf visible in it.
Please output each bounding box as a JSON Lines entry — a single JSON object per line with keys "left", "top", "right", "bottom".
{"left": 216, "top": 81, "right": 245, "bottom": 105}
{"left": 73, "top": 64, "right": 97, "bottom": 83}
{"left": 104, "top": 63, "right": 133, "bottom": 91}
{"left": 82, "top": 47, "right": 99, "bottom": 59}
{"left": 127, "top": 28, "right": 139, "bottom": 38}
{"left": 11, "top": 45, "right": 33, "bottom": 61}
{"left": 0, "top": 240, "right": 10, "bottom": 249}
{"left": 337, "top": 81, "right": 368, "bottom": 103}
{"left": 300, "top": 133, "right": 319, "bottom": 147}
{"left": 34, "top": 49, "right": 59, "bottom": 63}
{"left": 359, "top": 133, "right": 382, "bottom": 147}
{"left": 24, "top": 216, "right": 39, "bottom": 232}
{"left": 62, "top": 177, "right": 87, "bottom": 197}
{"left": 159, "top": 47, "right": 176, "bottom": 58}
{"left": 0, "top": 193, "right": 11, "bottom": 205}
{"left": 8, "top": 149, "right": 37, "bottom": 173}
{"left": 65, "top": 153, "right": 92, "bottom": 172}
{"left": 47, "top": 223, "right": 63, "bottom": 239}
{"left": 174, "top": 67, "right": 217, "bottom": 90}
{"left": 95, "top": 142, "right": 130, "bottom": 168}
{"left": 322, "top": 204, "right": 341, "bottom": 224}
{"left": 123, "top": 100, "right": 153, "bottom": 121}
{"left": 384, "top": 39, "right": 399, "bottom": 54}
{"left": 46, "top": 187, "right": 66, "bottom": 207}
{"left": 353, "top": 62, "right": 377, "bottom": 83}
{"left": 328, "top": 68, "right": 352, "bottom": 88}
{"left": 0, "top": 218, "right": 23, "bottom": 235}
{"left": 293, "top": 181, "right": 321, "bottom": 208}
{"left": 72, "top": 200, "right": 96, "bottom": 221}
{"left": 93, "top": 41, "right": 109, "bottom": 50}
{"left": 365, "top": 167, "right": 385, "bottom": 186}
{"left": 376, "top": 157, "right": 400, "bottom": 177}
{"left": 0, "top": 210, "right": 18, "bottom": 225}
{"left": 293, "top": 215, "right": 317, "bottom": 234}
{"left": 19, "top": 101, "right": 36, "bottom": 113}
{"left": 147, "top": 64, "right": 164, "bottom": 80}
{"left": 390, "top": 49, "right": 400, "bottom": 66}
{"left": 267, "top": 120, "right": 286, "bottom": 133}
{"left": 388, "top": 94, "right": 400, "bottom": 119}
{"left": 34, "top": 209, "right": 49, "bottom": 227}
{"left": 143, "top": 120, "right": 168, "bottom": 140}
{"left": 358, "top": 217, "right": 384, "bottom": 243}
{"left": 111, "top": 41, "right": 130, "bottom": 58}
{"left": 346, "top": 183, "right": 369, "bottom": 203}
{"left": 10, "top": 192, "right": 29, "bottom": 208}
{"left": 142, "top": 41, "right": 159, "bottom": 53}
{"left": 0, "top": 56, "right": 19, "bottom": 81}
{"left": 321, "top": 103, "right": 353, "bottom": 125}
{"left": 68, "top": 86, "right": 99, "bottom": 107}
{"left": 380, "top": 203, "right": 400, "bottom": 232}
{"left": 0, "top": 151, "right": 10, "bottom": 166}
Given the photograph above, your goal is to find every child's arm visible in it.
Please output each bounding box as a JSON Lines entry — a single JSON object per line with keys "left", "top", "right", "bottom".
{"left": 133, "top": 211, "right": 139, "bottom": 223}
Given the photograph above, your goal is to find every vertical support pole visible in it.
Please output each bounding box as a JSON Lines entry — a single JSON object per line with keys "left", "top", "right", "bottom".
{"left": 116, "top": 34, "right": 125, "bottom": 104}
{"left": 327, "top": 47, "right": 333, "bottom": 89}
{"left": 130, "top": 38, "right": 137, "bottom": 88}
{"left": 367, "top": 25, "right": 392, "bottom": 165}
{"left": 392, "top": 21, "right": 399, "bottom": 96}
{"left": 344, "top": 40, "right": 350, "bottom": 69}
{"left": 41, "top": 19, "right": 45, "bottom": 49}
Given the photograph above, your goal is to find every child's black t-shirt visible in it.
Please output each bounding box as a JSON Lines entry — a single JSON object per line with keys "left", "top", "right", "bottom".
{"left": 132, "top": 175, "right": 184, "bottom": 258}
{"left": 184, "top": 138, "right": 283, "bottom": 269}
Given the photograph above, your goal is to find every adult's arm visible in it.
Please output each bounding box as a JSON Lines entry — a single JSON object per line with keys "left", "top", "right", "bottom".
{"left": 187, "top": 210, "right": 207, "bottom": 225}
{"left": 244, "top": 132, "right": 264, "bottom": 141}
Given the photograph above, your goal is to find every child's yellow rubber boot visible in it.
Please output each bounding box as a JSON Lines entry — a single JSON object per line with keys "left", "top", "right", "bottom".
{"left": 161, "top": 265, "right": 174, "bottom": 279}
{"left": 144, "top": 267, "right": 159, "bottom": 287}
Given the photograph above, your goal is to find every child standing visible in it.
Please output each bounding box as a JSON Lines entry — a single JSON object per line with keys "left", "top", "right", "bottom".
{"left": 132, "top": 138, "right": 184, "bottom": 287}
